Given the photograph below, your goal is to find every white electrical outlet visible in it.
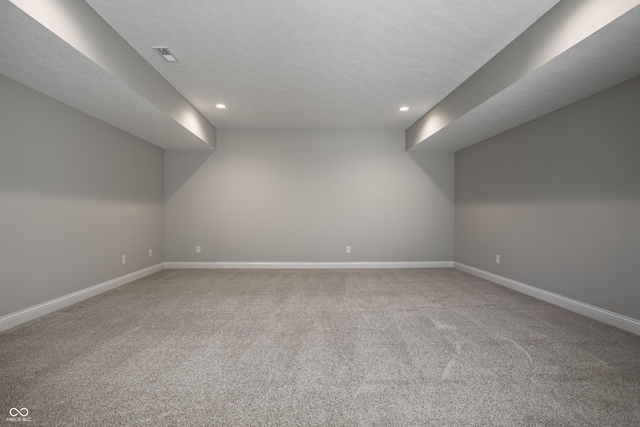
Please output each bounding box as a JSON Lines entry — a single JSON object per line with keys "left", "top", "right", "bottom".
{"left": 346, "top": 246, "right": 351, "bottom": 254}
{"left": 496, "top": 255, "right": 500, "bottom": 264}
{"left": 122, "top": 255, "right": 126, "bottom": 265}
{"left": 196, "top": 246, "right": 201, "bottom": 254}
{"left": 149, "top": 249, "right": 153, "bottom": 257}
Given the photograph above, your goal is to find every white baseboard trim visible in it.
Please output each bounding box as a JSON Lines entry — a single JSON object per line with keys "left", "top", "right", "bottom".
{"left": 165, "top": 261, "right": 454, "bottom": 269}
{"left": 0, "top": 263, "right": 164, "bottom": 333}
{"left": 454, "top": 262, "right": 640, "bottom": 336}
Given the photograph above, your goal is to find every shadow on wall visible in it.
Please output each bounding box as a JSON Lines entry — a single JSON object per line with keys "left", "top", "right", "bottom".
{"left": 407, "top": 151, "right": 454, "bottom": 205}
{"left": 164, "top": 150, "right": 214, "bottom": 202}
{"left": 0, "top": 75, "right": 165, "bottom": 204}
{"left": 454, "top": 76, "right": 640, "bottom": 206}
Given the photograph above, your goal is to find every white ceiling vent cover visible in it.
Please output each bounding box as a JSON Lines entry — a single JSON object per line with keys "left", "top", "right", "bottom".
{"left": 153, "top": 46, "right": 177, "bottom": 62}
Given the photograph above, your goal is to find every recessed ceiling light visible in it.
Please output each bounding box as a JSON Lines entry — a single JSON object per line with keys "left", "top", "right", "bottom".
{"left": 153, "top": 46, "right": 177, "bottom": 62}
{"left": 399, "top": 106, "right": 410, "bottom": 111}
{"left": 216, "top": 104, "right": 226, "bottom": 109}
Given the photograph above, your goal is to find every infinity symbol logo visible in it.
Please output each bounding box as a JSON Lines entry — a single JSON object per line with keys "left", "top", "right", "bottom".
{"left": 9, "top": 408, "right": 29, "bottom": 417}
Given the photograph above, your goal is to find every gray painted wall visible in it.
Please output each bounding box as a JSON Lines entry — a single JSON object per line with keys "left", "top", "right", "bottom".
{"left": 455, "top": 76, "right": 640, "bottom": 321}
{"left": 0, "top": 74, "right": 164, "bottom": 318}
{"left": 165, "top": 129, "right": 454, "bottom": 263}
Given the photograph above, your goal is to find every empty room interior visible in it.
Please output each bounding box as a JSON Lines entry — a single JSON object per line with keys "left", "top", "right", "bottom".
{"left": 1, "top": 0, "right": 639, "bottom": 425}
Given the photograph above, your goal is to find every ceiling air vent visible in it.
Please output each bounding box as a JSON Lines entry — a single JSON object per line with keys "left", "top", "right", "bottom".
{"left": 153, "top": 46, "right": 177, "bottom": 62}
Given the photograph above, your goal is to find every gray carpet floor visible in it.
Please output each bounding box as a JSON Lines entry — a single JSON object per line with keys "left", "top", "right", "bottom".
{"left": 1, "top": 268, "right": 639, "bottom": 426}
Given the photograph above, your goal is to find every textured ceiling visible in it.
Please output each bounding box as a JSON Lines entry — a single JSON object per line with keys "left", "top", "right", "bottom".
{"left": 0, "top": 2, "right": 209, "bottom": 150}
{"left": 410, "top": 5, "right": 640, "bottom": 151}
{"left": 3, "top": 1, "right": 638, "bottom": 151}
{"left": 85, "top": 0, "right": 559, "bottom": 130}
